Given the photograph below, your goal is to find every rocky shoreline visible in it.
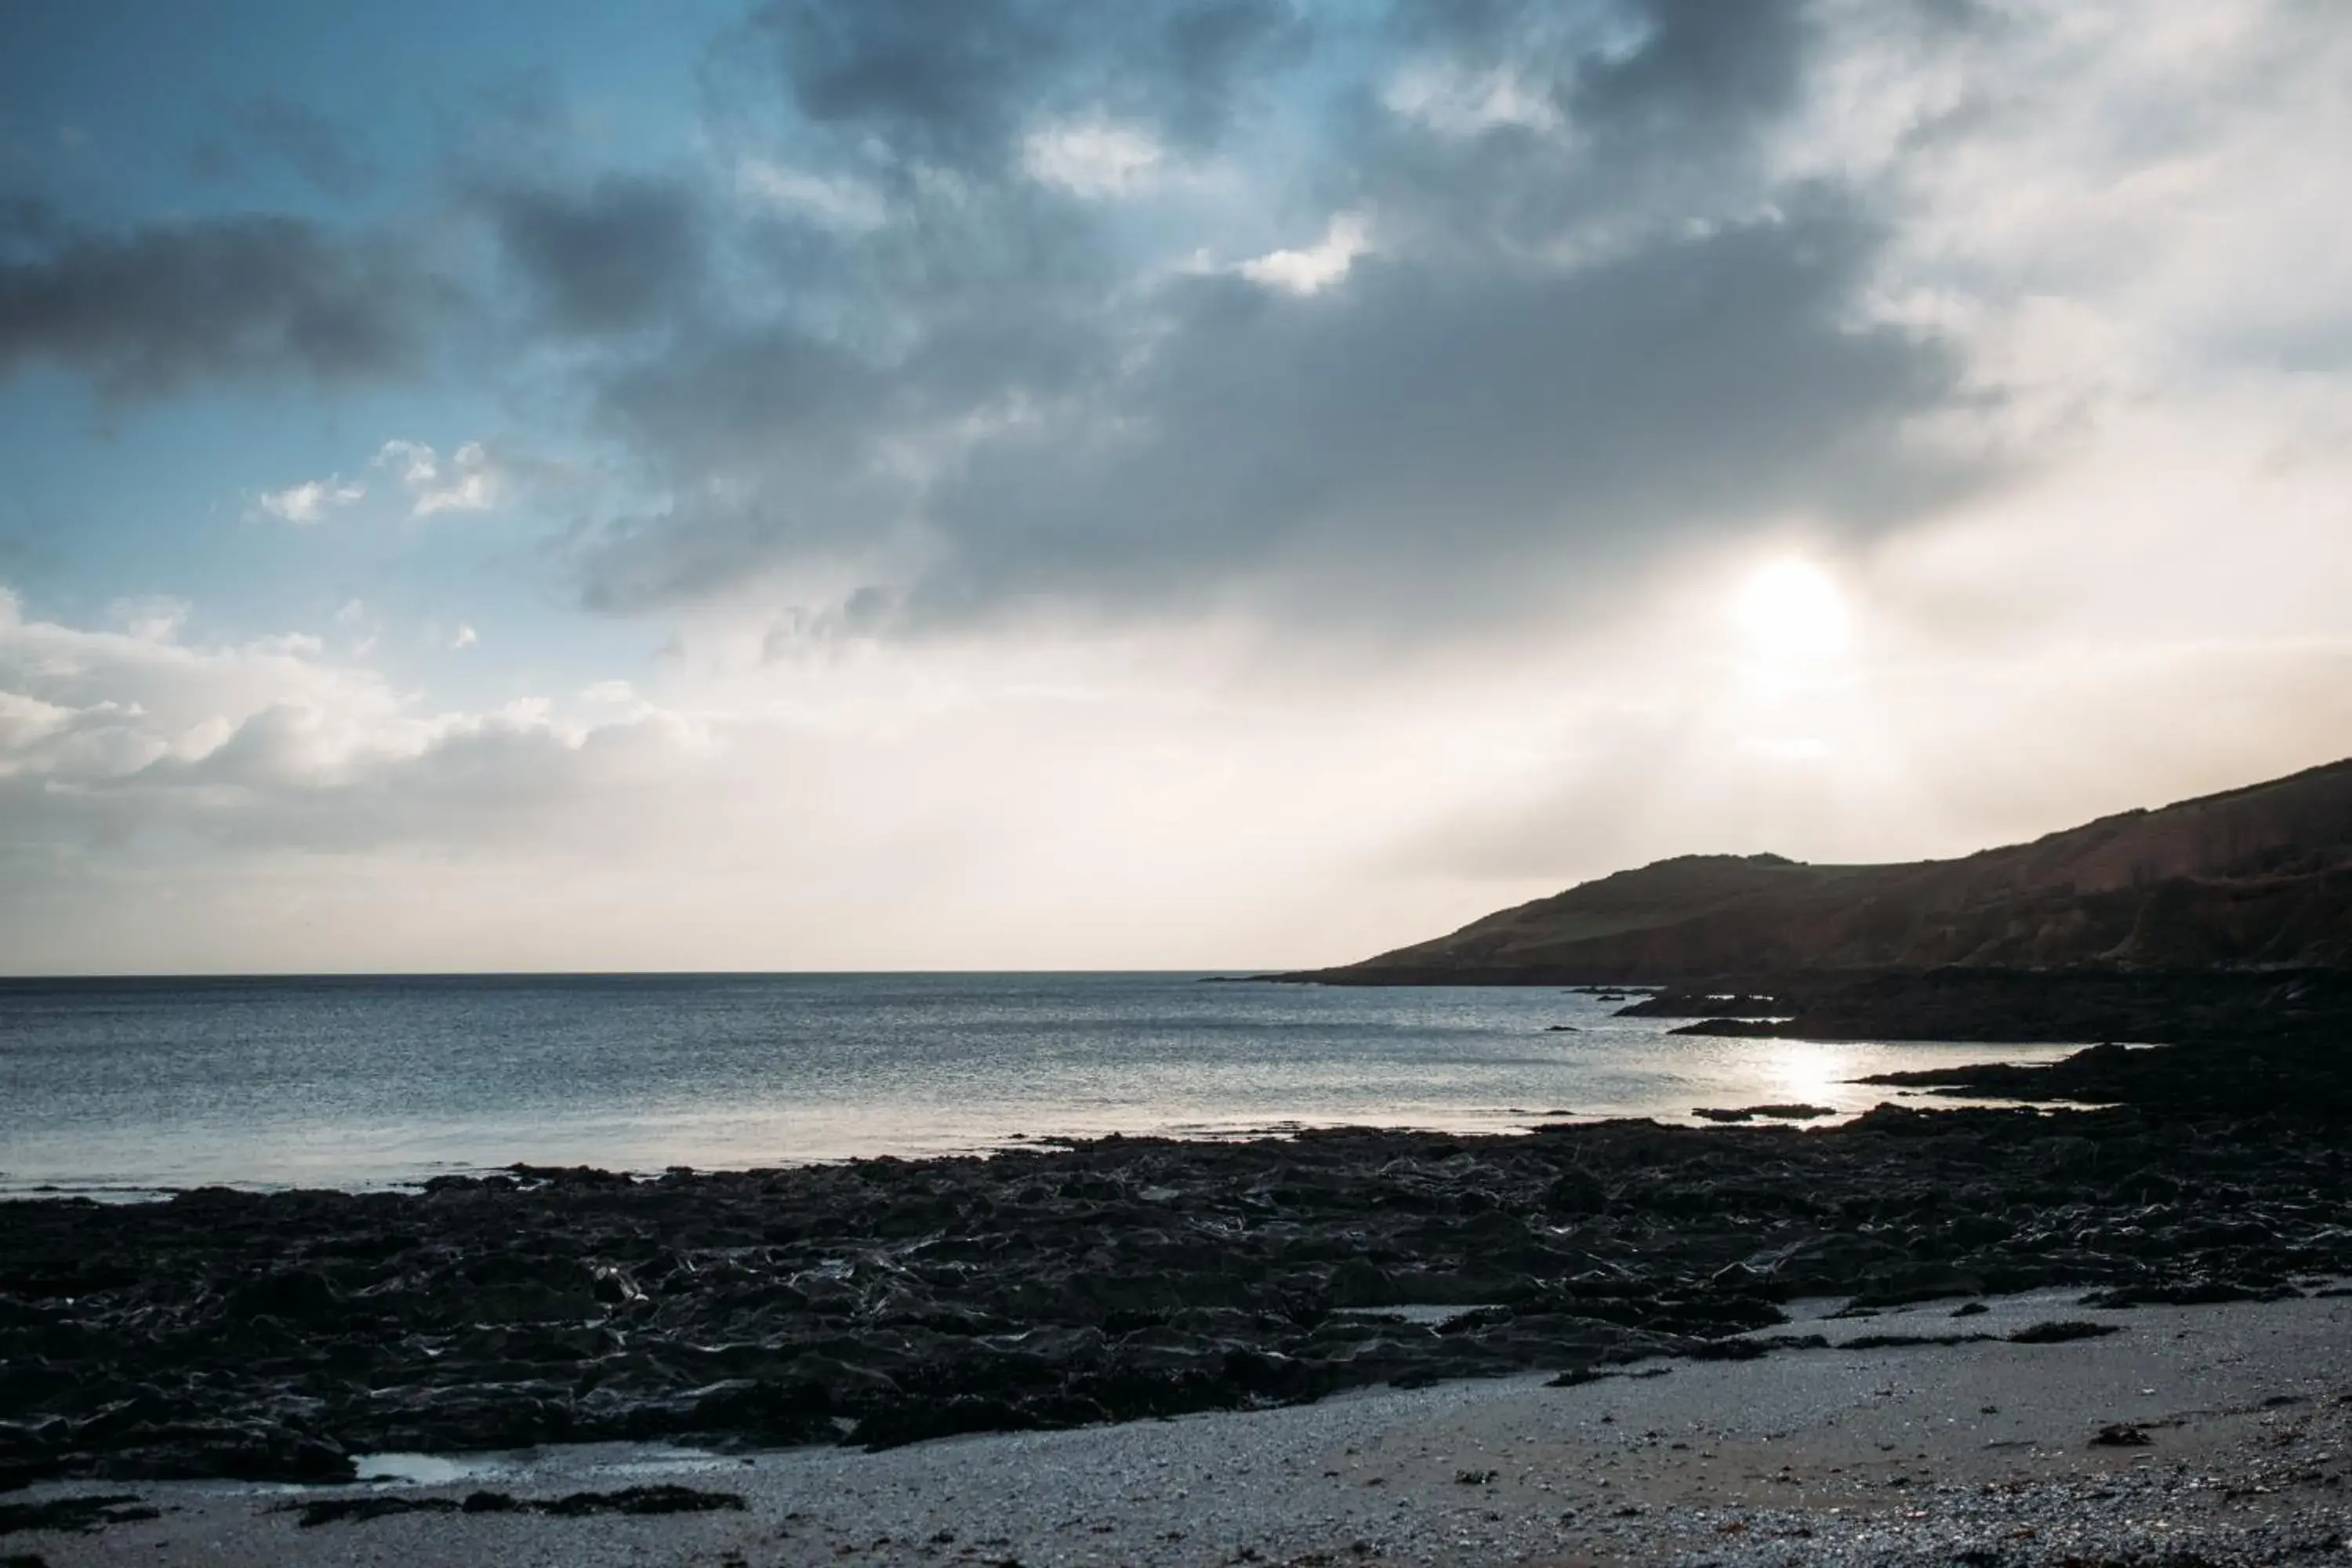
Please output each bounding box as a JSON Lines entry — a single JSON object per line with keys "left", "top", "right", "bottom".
{"left": 1637, "top": 967, "right": 2352, "bottom": 1045}
{"left": 8, "top": 1023, "right": 2352, "bottom": 1495}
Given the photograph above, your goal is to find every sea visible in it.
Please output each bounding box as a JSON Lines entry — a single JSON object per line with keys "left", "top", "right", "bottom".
{"left": 0, "top": 972, "right": 2080, "bottom": 1198}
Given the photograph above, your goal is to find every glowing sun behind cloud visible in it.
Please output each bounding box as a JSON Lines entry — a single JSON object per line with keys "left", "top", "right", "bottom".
{"left": 1737, "top": 560, "right": 1850, "bottom": 667}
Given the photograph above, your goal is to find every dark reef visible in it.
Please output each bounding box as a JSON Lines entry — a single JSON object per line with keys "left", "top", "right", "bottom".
{"left": 277, "top": 1483, "right": 746, "bottom": 1528}
{"left": 1645, "top": 967, "right": 2352, "bottom": 1050}
{"left": 7, "top": 1026, "right": 2352, "bottom": 1490}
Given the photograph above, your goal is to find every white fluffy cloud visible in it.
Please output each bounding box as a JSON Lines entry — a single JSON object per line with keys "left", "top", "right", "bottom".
{"left": 0, "top": 586, "right": 1436, "bottom": 971}
{"left": 1381, "top": 62, "right": 1563, "bottom": 138}
{"left": 1237, "top": 212, "right": 1370, "bottom": 295}
{"left": 1021, "top": 115, "right": 1167, "bottom": 198}
{"left": 249, "top": 441, "right": 505, "bottom": 528}
{"left": 373, "top": 439, "right": 500, "bottom": 516}
{"left": 255, "top": 476, "right": 365, "bottom": 524}
{"left": 6, "top": 528, "right": 2352, "bottom": 977}
{"left": 735, "top": 158, "right": 890, "bottom": 232}
{"left": 0, "top": 588, "right": 706, "bottom": 852}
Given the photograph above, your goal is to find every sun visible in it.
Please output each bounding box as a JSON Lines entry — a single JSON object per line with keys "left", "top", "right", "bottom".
{"left": 1737, "top": 559, "right": 1849, "bottom": 666}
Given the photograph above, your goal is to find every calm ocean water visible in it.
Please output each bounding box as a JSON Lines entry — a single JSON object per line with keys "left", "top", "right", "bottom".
{"left": 0, "top": 973, "right": 2078, "bottom": 1196}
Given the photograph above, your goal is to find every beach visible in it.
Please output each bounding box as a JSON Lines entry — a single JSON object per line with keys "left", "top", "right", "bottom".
{"left": 11, "top": 1097, "right": 2350, "bottom": 1483}
{"left": 9, "top": 1033, "right": 2352, "bottom": 1565}
{"left": 10, "top": 1285, "right": 2349, "bottom": 1566}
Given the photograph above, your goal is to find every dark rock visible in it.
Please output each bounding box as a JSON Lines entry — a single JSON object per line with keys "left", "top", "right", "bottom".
{"left": 4, "top": 1094, "right": 2348, "bottom": 1485}
{"left": 1842, "top": 1332, "right": 1993, "bottom": 1350}
{"left": 1619, "top": 994, "right": 1782, "bottom": 1019}
{"left": 285, "top": 1495, "right": 446, "bottom": 1528}
{"left": 0, "top": 1495, "right": 156, "bottom": 1536}
{"left": 1692, "top": 1104, "right": 1835, "bottom": 1123}
{"left": 537, "top": 1485, "right": 746, "bottom": 1518}
{"left": 1683, "top": 1334, "right": 1828, "bottom": 1361}
{"left": 2006, "top": 1319, "right": 2120, "bottom": 1344}
{"left": 285, "top": 1485, "right": 745, "bottom": 1527}
{"left": 1674, "top": 1020, "right": 1784, "bottom": 1040}
{"left": 1541, "top": 1168, "right": 1608, "bottom": 1214}
{"left": 2078, "top": 1279, "right": 2299, "bottom": 1308}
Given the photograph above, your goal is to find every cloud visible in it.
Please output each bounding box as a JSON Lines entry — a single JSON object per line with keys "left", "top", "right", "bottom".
{"left": 414, "top": 444, "right": 499, "bottom": 515}
{"left": 0, "top": 587, "right": 705, "bottom": 863}
{"left": 524, "top": 0, "right": 1999, "bottom": 641}
{"left": 564, "top": 187, "right": 1972, "bottom": 635}
{"left": 1022, "top": 115, "right": 1167, "bottom": 197}
{"left": 0, "top": 580, "right": 1490, "bottom": 971}
{"left": 482, "top": 175, "right": 703, "bottom": 336}
{"left": 1381, "top": 60, "right": 1562, "bottom": 138}
{"left": 1570, "top": 0, "right": 1810, "bottom": 140}
{"left": 373, "top": 440, "right": 500, "bottom": 516}
{"left": 735, "top": 158, "right": 889, "bottom": 232}
{"left": 255, "top": 476, "right": 365, "bottom": 524}
{"left": 1238, "top": 211, "right": 1369, "bottom": 293}
{"left": 109, "top": 595, "right": 194, "bottom": 642}
{"left": 5, "top": 0, "right": 1950, "bottom": 646}
{"left": 0, "top": 209, "right": 451, "bottom": 394}
{"left": 755, "top": 0, "right": 1307, "bottom": 171}
{"left": 13, "top": 0, "right": 2352, "bottom": 974}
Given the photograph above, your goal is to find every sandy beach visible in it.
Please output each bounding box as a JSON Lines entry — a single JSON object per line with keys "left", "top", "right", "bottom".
{"left": 11, "top": 1284, "right": 2349, "bottom": 1566}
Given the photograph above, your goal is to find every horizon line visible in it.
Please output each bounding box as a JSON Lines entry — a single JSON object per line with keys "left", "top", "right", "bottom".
{"left": 0, "top": 967, "right": 1301, "bottom": 982}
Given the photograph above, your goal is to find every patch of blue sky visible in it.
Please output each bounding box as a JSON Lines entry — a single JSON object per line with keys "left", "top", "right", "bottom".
{"left": 0, "top": 1, "right": 735, "bottom": 700}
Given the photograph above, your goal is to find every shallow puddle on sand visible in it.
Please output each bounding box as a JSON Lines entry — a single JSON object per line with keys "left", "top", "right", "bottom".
{"left": 351, "top": 1443, "right": 746, "bottom": 1487}
{"left": 353, "top": 1451, "right": 507, "bottom": 1485}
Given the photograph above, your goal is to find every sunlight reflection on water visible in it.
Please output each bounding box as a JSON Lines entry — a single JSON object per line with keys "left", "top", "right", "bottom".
{"left": 0, "top": 973, "right": 2080, "bottom": 1194}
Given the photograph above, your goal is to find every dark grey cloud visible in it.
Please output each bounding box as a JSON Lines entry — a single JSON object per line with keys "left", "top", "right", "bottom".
{"left": 484, "top": 176, "right": 706, "bottom": 336}
{"left": 564, "top": 199, "right": 1977, "bottom": 631}
{"left": 0, "top": 0, "right": 1988, "bottom": 640}
{"left": 912, "top": 198, "right": 1967, "bottom": 626}
{"left": 1392, "top": 0, "right": 1811, "bottom": 137}
{"left": 1573, "top": 0, "right": 1810, "bottom": 135}
{"left": 1347, "top": 0, "right": 1817, "bottom": 263}
{"left": 757, "top": 0, "right": 1308, "bottom": 168}
{"left": 568, "top": 250, "right": 1140, "bottom": 612}
{"left": 546, "top": 0, "right": 1993, "bottom": 637}
{"left": 0, "top": 209, "right": 452, "bottom": 394}
{"left": 572, "top": 323, "right": 904, "bottom": 611}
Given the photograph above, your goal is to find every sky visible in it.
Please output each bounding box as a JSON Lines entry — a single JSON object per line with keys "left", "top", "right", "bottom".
{"left": 2, "top": 0, "right": 2350, "bottom": 975}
